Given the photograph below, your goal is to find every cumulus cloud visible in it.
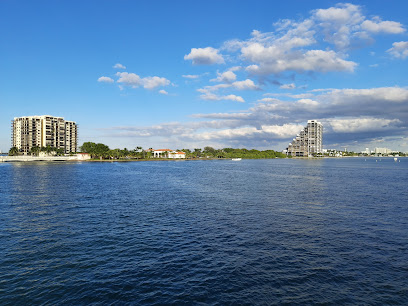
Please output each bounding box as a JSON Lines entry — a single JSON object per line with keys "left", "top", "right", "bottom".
{"left": 113, "top": 63, "right": 126, "bottom": 69}
{"left": 116, "top": 72, "right": 142, "bottom": 87}
{"left": 98, "top": 76, "right": 114, "bottom": 83}
{"left": 198, "top": 79, "right": 260, "bottom": 96}
{"left": 244, "top": 47, "right": 357, "bottom": 74}
{"left": 183, "top": 3, "right": 406, "bottom": 105}
{"left": 159, "top": 89, "right": 169, "bottom": 95}
{"left": 280, "top": 83, "right": 296, "bottom": 89}
{"left": 182, "top": 74, "right": 200, "bottom": 79}
{"left": 211, "top": 70, "right": 237, "bottom": 83}
{"left": 116, "top": 72, "right": 170, "bottom": 90}
{"left": 327, "top": 117, "right": 401, "bottom": 133}
{"left": 257, "top": 97, "right": 281, "bottom": 103}
{"left": 361, "top": 19, "right": 405, "bottom": 34}
{"left": 232, "top": 79, "right": 260, "bottom": 90}
{"left": 214, "top": 3, "right": 405, "bottom": 79}
{"left": 313, "top": 3, "right": 365, "bottom": 49}
{"left": 142, "top": 76, "right": 170, "bottom": 90}
{"left": 184, "top": 47, "right": 225, "bottom": 65}
{"left": 314, "top": 3, "right": 363, "bottom": 24}
{"left": 200, "top": 93, "right": 245, "bottom": 103}
{"left": 190, "top": 124, "right": 303, "bottom": 142}
{"left": 297, "top": 98, "right": 319, "bottom": 107}
{"left": 387, "top": 41, "right": 408, "bottom": 59}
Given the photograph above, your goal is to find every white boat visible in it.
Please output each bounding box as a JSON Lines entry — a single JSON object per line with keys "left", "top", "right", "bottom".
{"left": 232, "top": 158, "right": 242, "bottom": 161}
{"left": 394, "top": 157, "right": 398, "bottom": 162}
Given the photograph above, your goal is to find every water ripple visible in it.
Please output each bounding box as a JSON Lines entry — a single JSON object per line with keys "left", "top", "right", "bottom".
{"left": 0, "top": 158, "right": 407, "bottom": 304}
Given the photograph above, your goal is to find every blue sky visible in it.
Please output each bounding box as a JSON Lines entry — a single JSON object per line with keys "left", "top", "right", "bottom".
{"left": 1, "top": 0, "right": 408, "bottom": 152}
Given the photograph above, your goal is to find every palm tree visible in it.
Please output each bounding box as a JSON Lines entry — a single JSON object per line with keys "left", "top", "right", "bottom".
{"left": 8, "top": 147, "right": 19, "bottom": 156}
{"left": 136, "top": 146, "right": 145, "bottom": 159}
{"left": 30, "top": 146, "right": 41, "bottom": 156}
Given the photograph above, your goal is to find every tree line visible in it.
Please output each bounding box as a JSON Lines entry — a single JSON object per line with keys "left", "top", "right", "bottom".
{"left": 8, "top": 145, "right": 66, "bottom": 156}
{"left": 79, "top": 142, "right": 286, "bottom": 159}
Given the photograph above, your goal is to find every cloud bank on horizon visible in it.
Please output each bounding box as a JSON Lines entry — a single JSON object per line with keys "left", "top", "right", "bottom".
{"left": 97, "top": 2, "right": 408, "bottom": 151}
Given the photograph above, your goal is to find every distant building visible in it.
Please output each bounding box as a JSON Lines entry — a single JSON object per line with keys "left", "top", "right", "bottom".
{"left": 153, "top": 149, "right": 186, "bottom": 159}
{"left": 168, "top": 151, "right": 186, "bottom": 159}
{"left": 375, "top": 147, "right": 392, "bottom": 155}
{"left": 12, "top": 115, "right": 77, "bottom": 154}
{"left": 153, "top": 149, "right": 173, "bottom": 158}
{"left": 75, "top": 153, "right": 91, "bottom": 160}
{"left": 286, "top": 120, "right": 323, "bottom": 157}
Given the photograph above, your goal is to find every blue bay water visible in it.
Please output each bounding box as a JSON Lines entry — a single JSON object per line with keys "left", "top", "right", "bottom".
{"left": 0, "top": 158, "right": 407, "bottom": 305}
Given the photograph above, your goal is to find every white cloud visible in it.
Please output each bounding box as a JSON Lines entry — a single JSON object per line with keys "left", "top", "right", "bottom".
{"left": 184, "top": 47, "right": 225, "bottom": 65}
{"left": 361, "top": 19, "right": 405, "bottom": 34}
{"left": 211, "top": 70, "right": 237, "bottom": 83}
{"left": 224, "top": 95, "right": 245, "bottom": 102}
{"left": 116, "top": 72, "right": 142, "bottom": 87}
{"left": 97, "top": 76, "right": 114, "bottom": 83}
{"left": 232, "top": 79, "right": 260, "bottom": 90}
{"left": 159, "top": 89, "right": 168, "bottom": 95}
{"left": 200, "top": 93, "right": 244, "bottom": 103}
{"left": 182, "top": 74, "right": 200, "bottom": 79}
{"left": 113, "top": 63, "right": 126, "bottom": 69}
{"left": 327, "top": 118, "right": 401, "bottom": 133}
{"left": 142, "top": 76, "right": 170, "bottom": 90}
{"left": 216, "top": 3, "right": 405, "bottom": 79}
{"left": 198, "top": 78, "right": 259, "bottom": 97}
{"left": 280, "top": 83, "right": 296, "bottom": 89}
{"left": 244, "top": 48, "right": 357, "bottom": 74}
{"left": 328, "top": 87, "right": 408, "bottom": 103}
{"left": 297, "top": 98, "right": 319, "bottom": 106}
{"left": 387, "top": 41, "right": 408, "bottom": 59}
{"left": 257, "top": 98, "right": 280, "bottom": 103}
{"left": 193, "top": 124, "right": 302, "bottom": 141}
{"left": 116, "top": 72, "right": 170, "bottom": 90}
{"left": 314, "top": 3, "right": 363, "bottom": 24}
{"left": 313, "top": 3, "right": 365, "bottom": 49}
{"left": 197, "top": 84, "right": 231, "bottom": 93}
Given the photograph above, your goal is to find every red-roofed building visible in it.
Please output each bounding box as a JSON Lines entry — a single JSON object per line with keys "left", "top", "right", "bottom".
{"left": 153, "top": 149, "right": 186, "bottom": 159}
{"left": 153, "top": 149, "right": 173, "bottom": 158}
{"left": 168, "top": 151, "right": 186, "bottom": 159}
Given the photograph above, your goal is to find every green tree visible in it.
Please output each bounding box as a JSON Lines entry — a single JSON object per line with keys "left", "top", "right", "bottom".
{"left": 193, "top": 148, "right": 202, "bottom": 158}
{"left": 30, "top": 146, "right": 41, "bottom": 156}
{"left": 109, "top": 148, "right": 122, "bottom": 159}
{"left": 136, "top": 146, "right": 145, "bottom": 159}
{"left": 95, "top": 143, "right": 110, "bottom": 159}
{"left": 56, "top": 148, "right": 64, "bottom": 156}
{"left": 80, "top": 142, "right": 97, "bottom": 155}
{"left": 8, "top": 147, "right": 19, "bottom": 156}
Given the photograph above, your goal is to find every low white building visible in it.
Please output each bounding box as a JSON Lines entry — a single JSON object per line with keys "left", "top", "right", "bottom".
{"left": 75, "top": 153, "right": 91, "bottom": 160}
{"left": 153, "top": 149, "right": 186, "bottom": 159}
{"left": 168, "top": 151, "right": 186, "bottom": 159}
{"left": 153, "top": 149, "right": 173, "bottom": 158}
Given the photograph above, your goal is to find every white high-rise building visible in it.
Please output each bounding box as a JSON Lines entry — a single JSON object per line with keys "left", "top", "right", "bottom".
{"left": 286, "top": 120, "right": 323, "bottom": 157}
{"left": 374, "top": 147, "right": 392, "bottom": 155}
{"left": 12, "top": 115, "right": 77, "bottom": 154}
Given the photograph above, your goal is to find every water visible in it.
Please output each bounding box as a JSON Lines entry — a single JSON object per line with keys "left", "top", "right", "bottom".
{"left": 0, "top": 158, "right": 407, "bottom": 305}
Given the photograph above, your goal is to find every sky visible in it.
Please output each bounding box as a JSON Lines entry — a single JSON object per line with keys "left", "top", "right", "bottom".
{"left": 1, "top": 0, "right": 408, "bottom": 153}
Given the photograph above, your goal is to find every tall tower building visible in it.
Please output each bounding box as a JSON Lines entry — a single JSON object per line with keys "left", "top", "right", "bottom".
{"left": 11, "top": 115, "right": 77, "bottom": 154}
{"left": 287, "top": 120, "right": 323, "bottom": 157}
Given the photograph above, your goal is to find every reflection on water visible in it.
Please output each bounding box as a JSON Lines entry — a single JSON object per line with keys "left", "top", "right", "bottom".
{"left": 0, "top": 158, "right": 407, "bottom": 305}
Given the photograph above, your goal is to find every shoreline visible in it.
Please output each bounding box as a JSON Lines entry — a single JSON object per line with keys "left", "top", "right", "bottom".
{"left": 1, "top": 155, "right": 404, "bottom": 163}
